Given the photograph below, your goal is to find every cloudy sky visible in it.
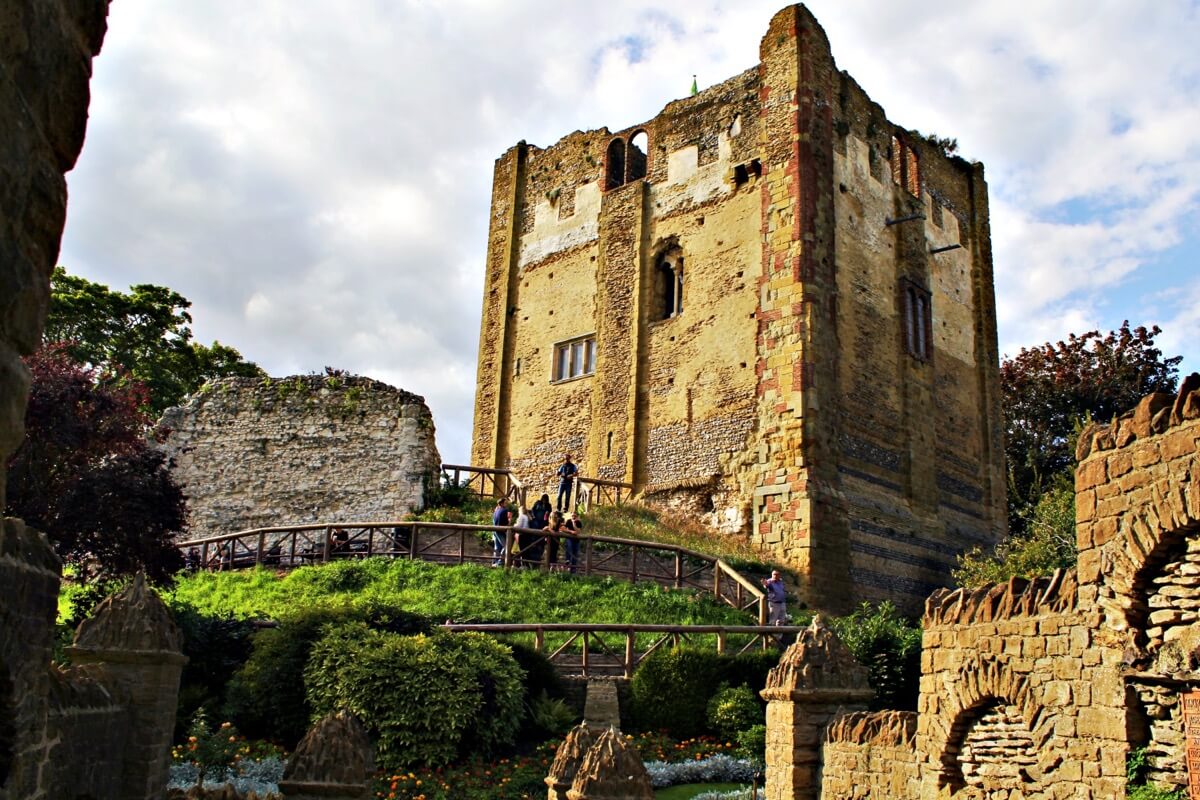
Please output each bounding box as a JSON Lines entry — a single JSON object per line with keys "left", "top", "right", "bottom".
{"left": 60, "top": 1, "right": 1199, "bottom": 463}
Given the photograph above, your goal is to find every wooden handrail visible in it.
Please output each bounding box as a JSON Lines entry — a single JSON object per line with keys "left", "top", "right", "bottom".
{"left": 442, "top": 622, "right": 805, "bottom": 678}
{"left": 576, "top": 476, "right": 634, "bottom": 489}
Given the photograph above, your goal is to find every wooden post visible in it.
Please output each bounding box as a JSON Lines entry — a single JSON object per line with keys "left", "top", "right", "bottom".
{"left": 322, "top": 527, "right": 332, "bottom": 563}
{"left": 256, "top": 532, "right": 265, "bottom": 566}
{"left": 713, "top": 567, "right": 721, "bottom": 600}
{"left": 716, "top": 629, "right": 726, "bottom": 655}
{"left": 201, "top": 543, "right": 210, "bottom": 571}
{"left": 535, "top": 626, "right": 544, "bottom": 652}
{"left": 409, "top": 526, "right": 419, "bottom": 560}
{"left": 458, "top": 528, "right": 466, "bottom": 565}
{"left": 624, "top": 630, "right": 635, "bottom": 680}
{"left": 674, "top": 551, "right": 683, "bottom": 589}
{"left": 584, "top": 537, "right": 594, "bottom": 576}
{"left": 504, "top": 528, "right": 515, "bottom": 568}
{"left": 581, "top": 631, "right": 589, "bottom": 678}
{"left": 367, "top": 528, "right": 375, "bottom": 557}
{"left": 631, "top": 546, "right": 639, "bottom": 584}
{"left": 288, "top": 532, "right": 297, "bottom": 567}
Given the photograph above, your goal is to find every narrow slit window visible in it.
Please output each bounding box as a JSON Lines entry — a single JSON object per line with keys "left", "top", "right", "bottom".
{"left": 901, "top": 279, "right": 932, "bottom": 361}
{"left": 655, "top": 246, "right": 684, "bottom": 320}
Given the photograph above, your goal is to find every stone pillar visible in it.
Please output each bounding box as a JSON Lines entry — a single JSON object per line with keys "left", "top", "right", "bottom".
{"left": 566, "top": 726, "right": 653, "bottom": 800}
{"left": 760, "top": 616, "right": 873, "bottom": 800}
{"left": 279, "top": 711, "right": 374, "bottom": 800}
{"left": 545, "top": 722, "right": 598, "bottom": 800}
{"left": 65, "top": 573, "right": 186, "bottom": 800}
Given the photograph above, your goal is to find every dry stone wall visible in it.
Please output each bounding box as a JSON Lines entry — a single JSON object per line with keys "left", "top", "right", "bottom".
{"left": 784, "top": 377, "right": 1200, "bottom": 799}
{"left": 159, "top": 376, "right": 441, "bottom": 538}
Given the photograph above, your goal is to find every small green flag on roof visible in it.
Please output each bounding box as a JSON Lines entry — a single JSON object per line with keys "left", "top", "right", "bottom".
{"left": 690, "top": 74, "right": 698, "bottom": 96}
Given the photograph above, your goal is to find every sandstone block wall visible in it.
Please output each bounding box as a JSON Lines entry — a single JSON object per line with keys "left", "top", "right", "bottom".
{"left": 159, "top": 375, "right": 441, "bottom": 538}
{"left": 471, "top": 3, "right": 1006, "bottom": 614}
{"left": 820, "top": 711, "right": 919, "bottom": 799}
{"left": 804, "top": 378, "right": 1200, "bottom": 799}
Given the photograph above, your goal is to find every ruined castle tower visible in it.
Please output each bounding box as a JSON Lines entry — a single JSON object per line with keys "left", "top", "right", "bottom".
{"left": 471, "top": 4, "right": 1006, "bottom": 613}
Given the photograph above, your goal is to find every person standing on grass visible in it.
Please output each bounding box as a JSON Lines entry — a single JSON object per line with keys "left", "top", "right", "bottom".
{"left": 512, "top": 505, "right": 530, "bottom": 568}
{"left": 555, "top": 453, "right": 578, "bottom": 512}
{"left": 491, "top": 498, "right": 510, "bottom": 566}
{"left": 762, "top": 570, "right": 787, "bottom": 625}
{"left": 564, "top": 511, "right": 583, "bottom": 574}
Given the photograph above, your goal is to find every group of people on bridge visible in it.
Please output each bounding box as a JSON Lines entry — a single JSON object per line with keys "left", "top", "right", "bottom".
{"left": 491, "top": 453, "right": 584, "bottom": 571}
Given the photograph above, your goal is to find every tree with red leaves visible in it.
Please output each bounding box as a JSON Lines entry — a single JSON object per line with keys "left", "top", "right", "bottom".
{"left": 1001, "top": 321, "right": 1181, "bottom": 530}
{"left": 5, "top": 346, "right": 186, "bottom": 584}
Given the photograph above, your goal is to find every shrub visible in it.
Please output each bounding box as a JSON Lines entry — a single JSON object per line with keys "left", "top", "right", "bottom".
{"left": 830, "top": 602, "right": 921, "bottom": 710}
{"left": 528, "top": 692, "right": 578, "bottom": 738}
{"left": 706, "top": 684, "right": 762, "bottom": 740}
{"left": 629, "top": 647, "right": 780, "bottom": 737}
{"left": 305, "top": 625, "right": 524, "bottom": 769}
{"left": 170, "top": 602, "right": 258, "bottom": 741}
{"left": 736, "top": 724, "right": 766, "bottom": 763}
{"left": 223, "top": 603, "right": 430, "bottom": 746}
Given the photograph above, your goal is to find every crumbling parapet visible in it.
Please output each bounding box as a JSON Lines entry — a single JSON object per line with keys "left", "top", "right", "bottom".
{"left": 546, "top": 722, "right": 599, "bottom": 800}
{"left": 565, "top": 726, "right": 654, "bottom": 800}
{"left": 760, "top": 616, "right": 872, "bottom": 800}
{"left": 65, "top": 573, "right": 187, "bottom": 800}
{"left": 279, "top": 710, "right": 374, "bottom": 800}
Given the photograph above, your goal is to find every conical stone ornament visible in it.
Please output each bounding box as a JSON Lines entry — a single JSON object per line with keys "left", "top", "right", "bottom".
{"left": 280, "top": 710, "right": 374, "bottom": 799}
{"left": 566, "top": 726, "right": 653, "bottom": 800}
{"left": 545, "top": 721, "right": 599, "bottom": 800}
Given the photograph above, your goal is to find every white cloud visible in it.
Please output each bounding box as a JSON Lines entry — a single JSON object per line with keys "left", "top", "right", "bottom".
{"left": 60, "top": 0, "right": 1200, "bottom": 465}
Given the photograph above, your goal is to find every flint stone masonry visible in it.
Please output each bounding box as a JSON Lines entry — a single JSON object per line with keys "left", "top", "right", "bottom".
{"left": 159, "top": 376, "right": 441, "bottom": 537}
{"left": 785, "top": 377, "right": 1200, "bottom": 799}
{"left": 471, "top": 2, "right": 1006, "bottom": 614}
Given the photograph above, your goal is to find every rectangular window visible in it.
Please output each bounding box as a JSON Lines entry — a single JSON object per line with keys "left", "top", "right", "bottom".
{"left": 552, "top": 335, "right": 597, "bottom": 382}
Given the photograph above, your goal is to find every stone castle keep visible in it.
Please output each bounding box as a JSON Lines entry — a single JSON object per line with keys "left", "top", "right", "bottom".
{"left": 472, "top": 4, "right": 1006, "bottom": 612}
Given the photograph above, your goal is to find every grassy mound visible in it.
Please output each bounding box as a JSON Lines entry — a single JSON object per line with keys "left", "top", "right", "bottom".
{"left": 168, "top": 557, "right": 752, "bottom": 626}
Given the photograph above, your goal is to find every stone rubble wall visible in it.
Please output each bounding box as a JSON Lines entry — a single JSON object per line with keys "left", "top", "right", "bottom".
{"left": 819, "top": 711, "right": 919, "bottom": 799}
{"left": 158, "top": 375, "right": 441, "bottom": 538}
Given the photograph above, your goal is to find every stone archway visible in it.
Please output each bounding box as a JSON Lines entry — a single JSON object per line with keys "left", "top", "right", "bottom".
{"left": 932, "top": 656, "right": 1056, "bottom": 796}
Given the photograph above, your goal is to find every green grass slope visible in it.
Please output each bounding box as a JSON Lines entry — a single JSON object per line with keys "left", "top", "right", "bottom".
{"left": 169, "top": 557, "right": 752, "bottom": 627}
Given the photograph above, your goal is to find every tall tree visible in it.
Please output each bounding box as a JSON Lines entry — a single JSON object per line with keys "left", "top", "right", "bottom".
{"left": 1002, "top": 321, "right": 1181, "bottom": 529}
{"left": 46, "top": 266, "right": 265, "bottom": 416}
{"left": 6, "top": 346, "right": 186, "bottom": 584}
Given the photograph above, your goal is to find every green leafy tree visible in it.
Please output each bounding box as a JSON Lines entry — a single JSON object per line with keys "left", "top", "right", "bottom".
{"left": 46, "top": 266, "right": 264, "bottom": 415}
{"left": 954, "top": 482, "right": 1076, "bottom": 586}
{"left": 1002, "top": 321, "right": 1180, "bottom": 530}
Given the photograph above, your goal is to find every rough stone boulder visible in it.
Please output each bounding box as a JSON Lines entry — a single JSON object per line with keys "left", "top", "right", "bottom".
{"left": 546, "top": 721, "right": 600, "bottom": 800}
{"left": 280, "top": 710, "right": 374, "bottom": 800}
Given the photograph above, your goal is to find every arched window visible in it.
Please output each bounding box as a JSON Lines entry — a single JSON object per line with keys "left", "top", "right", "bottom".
{"left": 656, "top": 247, "right": 684, "bottom": 320}
{"left": 901, "top": 278, "right": 932, "bottom": 361}
{"left": 628, "top": 131, "right": 649, "bottom": 182}
{"left": 605, "top": 138, "right": 626, "bottom": 191}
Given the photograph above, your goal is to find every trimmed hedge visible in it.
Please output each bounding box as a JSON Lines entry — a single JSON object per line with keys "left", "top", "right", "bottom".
{"left": 222, "top": 603, "right": 430, "bottom": 746}
{"left": 305, "top": 624, "right": 524, "bottom": 769}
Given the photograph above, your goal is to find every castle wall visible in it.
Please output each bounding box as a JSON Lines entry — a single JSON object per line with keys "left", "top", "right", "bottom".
{"left": 820, "top": 711, "right": 919, "bottom": 799}
{"left": 159, "top": 375, "right": 441, "bottom": 538}
{"left": 471, "top": 3, "right": 1006, "bottom": 614}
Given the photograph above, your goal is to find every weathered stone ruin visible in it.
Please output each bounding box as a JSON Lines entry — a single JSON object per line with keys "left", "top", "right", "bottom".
{"left": 761, "top": 377, "right": 1200, "bottom": 799}
{"left": 279, "top": 710, "right": 374, "bottom": 800}
{"left": 471, "top": 2, "right": 1007, "bottom": 614}
{"left": 1, "top": 560, "right": 185, "bottom": 800}
{"left": 158, "top": 375, "right": 441, "bottom": 538}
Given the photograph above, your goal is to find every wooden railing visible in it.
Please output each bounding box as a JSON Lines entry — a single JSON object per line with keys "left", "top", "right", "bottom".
{"left": 574, "top": 476, "right": 633, "bottom": 511}
{"left": 179, "top": 521, "right": 766, "bottom": 622}
{"left": 442, "top": 623, "right": 806, "bottom": 679}
{"left": 439, "top": 463, "right": 631, "bottom": 513}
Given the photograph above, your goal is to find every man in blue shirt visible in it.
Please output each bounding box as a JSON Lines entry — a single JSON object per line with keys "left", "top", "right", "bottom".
{"left": 556, "top": 453, "right": 578, "bottom": 512}
{"left": 491, "top": 498, "right": 510, "bottom": 566}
